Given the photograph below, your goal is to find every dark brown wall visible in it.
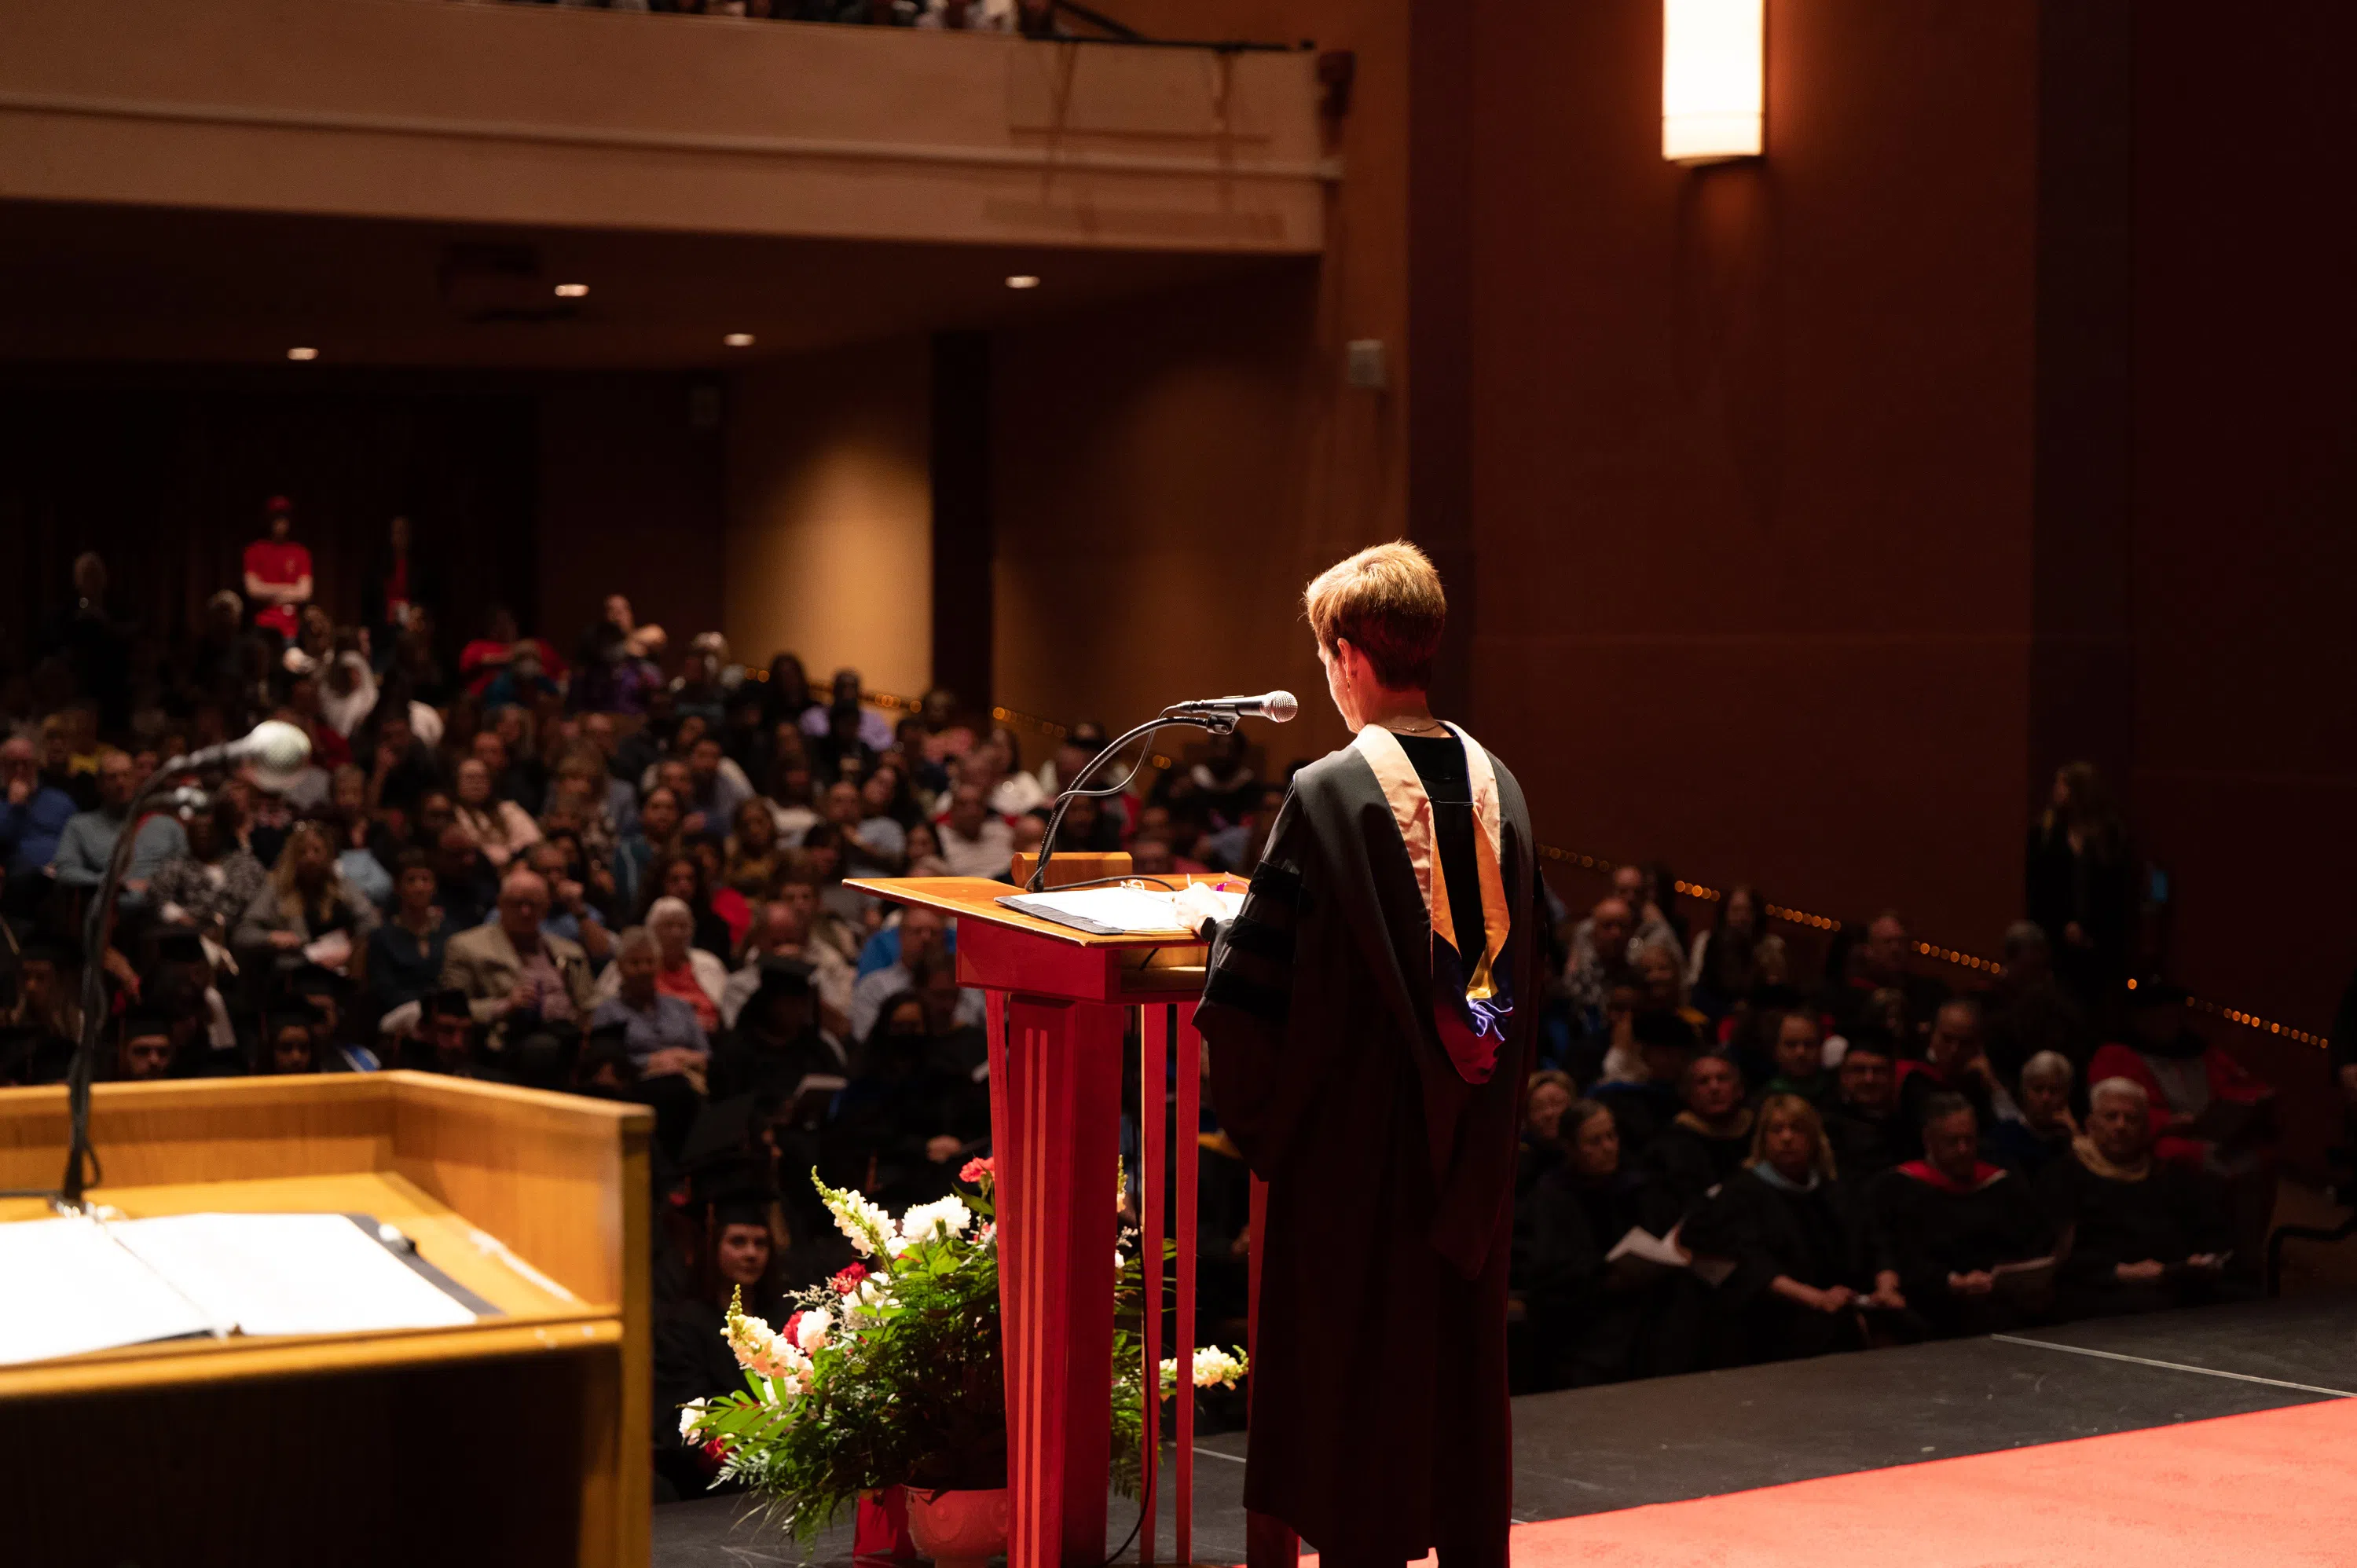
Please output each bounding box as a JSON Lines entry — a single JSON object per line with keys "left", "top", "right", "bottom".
{"left": 537, "top": 374, "right": 726, "bottom": 665}
{"left": 2129, "top": 2, "right": 2357, "bottom": 1035}
{"left": 1464, "top": 0, "right": 2041, "bottom": 951}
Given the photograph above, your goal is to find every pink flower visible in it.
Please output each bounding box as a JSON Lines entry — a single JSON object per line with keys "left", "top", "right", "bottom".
{"left": 959, "top": 1156, "right": 994, "bottom": 1188}
{"left": 829, "top": 1262, "right": 871, "bottom": 1295}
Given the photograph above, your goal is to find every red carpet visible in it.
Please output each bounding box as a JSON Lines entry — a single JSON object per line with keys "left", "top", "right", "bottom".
{"left": 1325, "top": 1397, "right": 2357, "bottom": 1568}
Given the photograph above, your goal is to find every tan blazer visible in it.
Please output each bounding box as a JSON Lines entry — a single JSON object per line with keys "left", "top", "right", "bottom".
{"left": 438, "top": 922, "right": 596, "bottom": 1045}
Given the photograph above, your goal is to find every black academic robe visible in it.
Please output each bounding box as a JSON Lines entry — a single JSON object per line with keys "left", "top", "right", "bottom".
{"left": 1684, "top": 1168, "right": 1885, "bottom": 1364}
{"left": 1640, "top": 1114, "right": 1754, "bottom": 1217}
{"left": 1200, "top": 739, "right": 1538, "bottom": 1568}
{"left": 1824, "top": 1103, "right": 1904, "bottom": 1186}
{"left": 2036, "top": 1149, "right": 2234, "bottom": 1317}
{"left": 1867, "top": 1163, "right": 2054, "bottom": 1335}
{"left": 1519, "top": 1166, "right": 1695, "bottom": 1386}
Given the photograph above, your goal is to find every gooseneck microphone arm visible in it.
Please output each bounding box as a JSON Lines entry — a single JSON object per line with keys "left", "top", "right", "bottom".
{"left": 42, "top": 720, "right": 312, "bottom": 1211}
{"left": 1025, "top": 692, "right": 1296, "bottom": 894}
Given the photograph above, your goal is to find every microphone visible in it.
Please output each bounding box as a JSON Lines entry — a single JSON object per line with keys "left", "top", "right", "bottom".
{"left": 159, "top": 720, "right": 313, "bottom": 793}
{"left": 1162, "top": 691, "right": 1299, "bottom": 724}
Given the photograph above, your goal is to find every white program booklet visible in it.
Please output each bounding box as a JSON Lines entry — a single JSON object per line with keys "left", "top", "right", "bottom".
{"left": 0, "top": 1211, "right": 480, "bottom": 1366}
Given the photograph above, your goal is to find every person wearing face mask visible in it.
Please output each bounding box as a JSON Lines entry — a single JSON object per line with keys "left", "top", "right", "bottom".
{"left": 1868, "top": 1094, "right": 2056, "bottom": 1337}
{"left": 1520, "top": 1098, "right": 1692, "bottom": 1387}
{"left": 1684, "top": 1094, "right": 1906, "bottom": 1365}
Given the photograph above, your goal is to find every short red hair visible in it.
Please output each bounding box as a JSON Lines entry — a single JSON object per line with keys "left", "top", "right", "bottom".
{"left": 1302, "top": 541, "right": 1446, "bottom": 691}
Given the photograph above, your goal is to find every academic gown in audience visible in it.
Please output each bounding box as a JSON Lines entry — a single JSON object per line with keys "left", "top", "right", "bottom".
{"left": 2035, "top": 1139, "right": 2237, "bottom": 1320}
{"left": 824, "top": 1026, "right": 991, "bottom": 1211}
{"left": 1519, "top": 1164, "right": 1699, "bottom": 1386}
{"left": 1894, "top": 1061, "right": 1996, "bottom": 1161}
{"left": 1685, "top": 1167, "right": 1886, "bottom": 1364}
{"left": 1824, "top": 1102, "right": 1905, "bottom": 1186}
{"left": 1868, "top": 1160, "right": 2055, "bottom": 1336}
{"left": 1641, "top": 1109, "right": 1755, "bottom": 1216}
{"left": 1989, "top": 1116, "right": 2075, "bottom": 1180}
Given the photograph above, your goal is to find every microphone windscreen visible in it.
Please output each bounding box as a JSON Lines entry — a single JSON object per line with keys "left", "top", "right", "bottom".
{"left": 1263, "top": 691, "right": 1299, "bottom": 723}
{"left": 246, "top": 720, "right": 313, "bottom": 785}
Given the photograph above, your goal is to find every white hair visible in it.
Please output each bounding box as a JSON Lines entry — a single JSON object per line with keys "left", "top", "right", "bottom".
{"left": 2088, "top": 1076, "right": 2148, "bottom": 1112}
{"left": 647, "top": 896, "right": 694, "bottom": 932}
{"left": 615, "top": 926, "right": 660, "bottom": 963}
{"left": 2021, "top": 1050, "right": 2075, "bottom": 1088}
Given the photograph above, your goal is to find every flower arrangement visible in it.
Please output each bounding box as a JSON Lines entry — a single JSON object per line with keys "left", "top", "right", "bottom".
{"left": 680, "top": 1158, "right": 1248, "bottom": 1544}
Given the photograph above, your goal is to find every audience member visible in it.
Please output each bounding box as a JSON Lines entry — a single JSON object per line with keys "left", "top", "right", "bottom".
{"left": 1820, "top": 1035, "right": 1905, "bottom": 1189}
{"left": 366, "top": 850, "right": 451, "bottom": 1035}
{"left": 1, "top": 735, "right": 77, "bottom": 896}
{"left": 589, "top": 926, "right": 711, "bottom": 1080}
{"left": 1832, "top": 910, "right": 1949, "bottom": 1053}
{"left": 1642, "top": 1053, "right": 1754, "bottom": 1216}
{"left": 1896, "top": 998, "right": 2004, "bottom": 1158}
{"left": 231, "top": 820, "right": 379, "bottom": 982}
{"left": 1992, "top": 1050, "right": 2079, "bottom": 1178}
{"left": 1684, "top": 1095, "right": 1904, "bottom": 1363}
{"left": 440, "top": 867, "right": 595, "bottom": 1053}
{"left": 2026, "top": 762, "right": 2136, "bottom": 1025}
{"left": 1869, "top": 1094, "right": 2055, "bottom": 1335}
{"left": 848, "top": 906, "right": 981, "bottom": 1039}
{"left": 2037, "top": 1077, "right": 2236, "bottom": 1319}
{"left": 1519, "top": 1099, "right": 1694, "bottom": 1387}
{"left": 934, "top": 782, "right": 1014, "bottom": 880}
{"left": 1981, "top": 921, "right": 2095, "bottom": 1087}
{"left": 242, "top": 496, "right": 313, "bottom": 645}
{"left": 1758, "top": 1009, "right": 1835, "bottom": 1109}
{"left": 49, "top": 749, "right": 189, "bottom": 900}
{"left": 149, "top": 799, "right": 268, "bottom": 943}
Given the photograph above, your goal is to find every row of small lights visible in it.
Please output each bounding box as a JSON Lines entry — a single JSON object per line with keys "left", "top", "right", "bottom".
{"left": 974, "top": 705, "right": 2322, "bottom": 1044}
{"left": 277, "top": 274, "right": 1042, "bottom": 363}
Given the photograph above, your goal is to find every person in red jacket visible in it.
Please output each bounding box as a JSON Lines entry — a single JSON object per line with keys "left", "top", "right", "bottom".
{"left": 242, "top": 496, "right": 313, "bottom": 645}
{"left": 2088, "top": 980, "right": 2275, "bottom": 1170}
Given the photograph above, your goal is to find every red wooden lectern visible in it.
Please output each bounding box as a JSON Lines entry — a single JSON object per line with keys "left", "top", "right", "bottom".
{"left": 849, "top": 863, "right": 1294, "bottom": 1568}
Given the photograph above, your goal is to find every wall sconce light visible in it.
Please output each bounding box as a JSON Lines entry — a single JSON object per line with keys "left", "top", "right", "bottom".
{"left": 1662, "top": 0, "right": 1764, "bottom": 164}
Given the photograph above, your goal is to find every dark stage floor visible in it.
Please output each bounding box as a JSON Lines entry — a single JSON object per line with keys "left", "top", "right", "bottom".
{"left": 652, "top": 1293, "right": 2357, "bottom": 1566}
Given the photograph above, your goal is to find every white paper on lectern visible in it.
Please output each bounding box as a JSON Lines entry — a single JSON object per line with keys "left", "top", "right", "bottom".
{"left": 106, "top": 1214, "right": 478, "bottom": 1338}
{"left": 0, "top": 1211, "right": 479, "bottom": 1365}
{"left": 1007, "top": 885, "right": 1244, "bottom": 935}
{"left": 0, "top": 1216, "right": 221, "bottom": 1365}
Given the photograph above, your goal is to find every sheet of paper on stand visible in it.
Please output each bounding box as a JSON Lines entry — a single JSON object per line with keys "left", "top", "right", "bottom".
{"left": 0, "top": 1217, "right": 220, "bottom": 1365}
{"left": 0, "top": 1211, "right": 481, "bottom": 1366}
{"left": 107, "top": 1213, "right": 479, "bottom": 1338}
{"left": 998, "top": 881, "right": 1244, "bottom": 936}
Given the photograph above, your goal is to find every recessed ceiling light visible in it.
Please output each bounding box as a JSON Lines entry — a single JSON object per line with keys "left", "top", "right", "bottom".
{"left": 723, "top": 332, "right": 756, "bottom": 348}
{"left": 286, "top": 346, "right": 319, "bottom": 361}
{"left": 554, "top": 283, "right": 589, "bottom": 299}
{"left": 1005, "top": 275, "right": 1041, "bottom": 290}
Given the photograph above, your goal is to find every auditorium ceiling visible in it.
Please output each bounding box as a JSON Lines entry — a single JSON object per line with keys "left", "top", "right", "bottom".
{"left": 0, "top": 200, "right": 1292, "bottom": 368}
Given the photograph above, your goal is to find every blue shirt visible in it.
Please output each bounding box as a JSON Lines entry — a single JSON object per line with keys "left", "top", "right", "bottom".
{"left": 0, "top": 784, "right": 78, "bottom": 879}
{"left": 590, "top": 992, "right": 709, "bottom": 1068}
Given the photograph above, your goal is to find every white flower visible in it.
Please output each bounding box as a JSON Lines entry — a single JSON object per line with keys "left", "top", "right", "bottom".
{"left": 1114, "top": 1249, "right": 1127, "bottom": 1273}
{"left": 899, "top": 1197, "right": 972, "bottom": 1245}
{"left": 679, "top": 1399, "right": 709, "bottom": 1442}
{"left": 1159, "top": 1345, "right": 1249, "bottom": 1397}
{"left": 976, "top": 1222, "right": 997, "bottom": 1248}
{"left": 824, "top": 1185, "right": 900, "bottom": 1259}
{"left": 795, "top": 1307, "right": 832, "bottom": 1352}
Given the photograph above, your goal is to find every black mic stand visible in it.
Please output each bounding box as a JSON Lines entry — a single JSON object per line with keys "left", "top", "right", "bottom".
{"left": 53, "top": 762, "right": 204, "bottom": 1211}
{"left": 1026, "top": 708, "right": 1237, "bottom": 893}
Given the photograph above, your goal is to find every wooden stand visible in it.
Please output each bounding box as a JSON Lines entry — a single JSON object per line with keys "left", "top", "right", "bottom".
{"left": 849, "top": 869, "right": 1296, "bottom": 1568}
{"left": 0, "top": 1072, "right": 653, "bottom": 1568}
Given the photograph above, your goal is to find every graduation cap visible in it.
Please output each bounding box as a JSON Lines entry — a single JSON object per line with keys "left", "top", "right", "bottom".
{"left": 747, "top": 956, "right": 815, "bottom": 1009}
{"left": 17, "top": 936, "right": 79, "bottom": 969}
{"left": 119, "top": 1009, "right": 174, "bottom": 1042}
{"left": 265, "top": 1006, "right": 317, "bottom": 1039}
{"left": 288, "top": 962, "right": 343, "bottom": 998}
{"left": 430, "top": 987, "right": 474, "bottom": 1022}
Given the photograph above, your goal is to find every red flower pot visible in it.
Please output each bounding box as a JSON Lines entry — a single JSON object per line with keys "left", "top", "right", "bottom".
{"left": 904, "top": 1486, "right": 1010, "bottom": 1568}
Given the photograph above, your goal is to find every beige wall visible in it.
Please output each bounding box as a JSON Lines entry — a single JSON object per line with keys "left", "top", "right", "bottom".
{"left": 1, "top": 0, "right": 1324, "bottom": 252}
{"left": 724, "top": 341, "right": 933, "bottom": 698}
{"left": 992, "top": 0, "right": 1412, "bottom": 772}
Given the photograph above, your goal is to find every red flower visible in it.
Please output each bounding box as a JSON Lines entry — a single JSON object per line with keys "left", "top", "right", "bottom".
{"left": 959, "top": 1156, "right": 994, "bottom": 1187}
{"left": 783, "top": 1310, "right": 806, "bottom": 1346}
{"left": 700, "top": 1437, "right": 729, "bottom": 1468}
{"left": 830, "top": 1262, "right": 871, "bottom": 1295}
